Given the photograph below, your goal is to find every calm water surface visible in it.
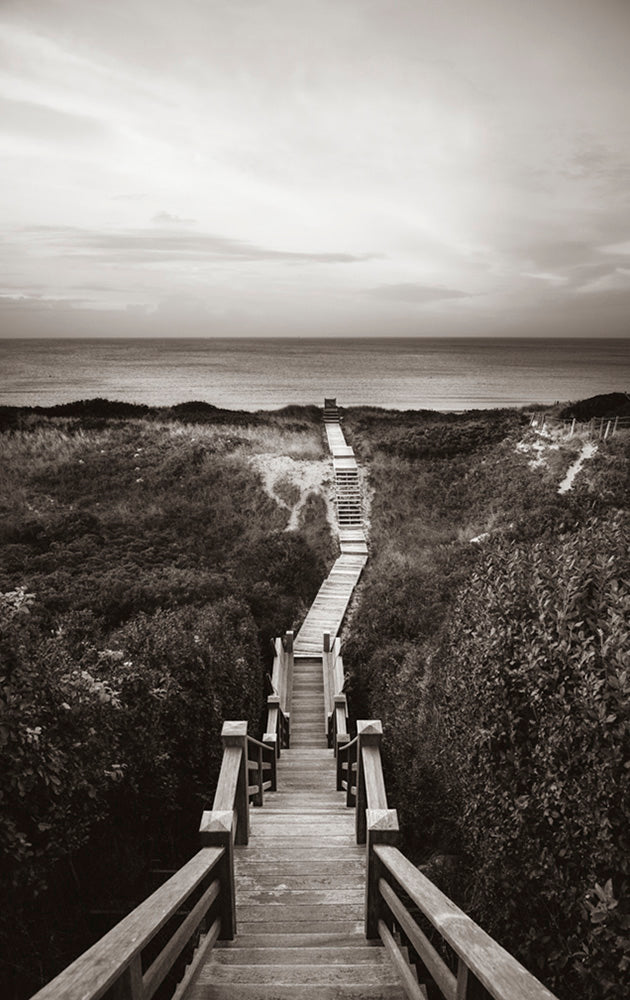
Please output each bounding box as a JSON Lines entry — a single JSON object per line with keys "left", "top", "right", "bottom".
{"left": 1, "top": 337, "right": 628, "bottom": 410}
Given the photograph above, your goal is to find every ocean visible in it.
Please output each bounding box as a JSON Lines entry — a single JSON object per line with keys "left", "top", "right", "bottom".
{"left": 0, "top": 337, "right": 628, "bottom": 411}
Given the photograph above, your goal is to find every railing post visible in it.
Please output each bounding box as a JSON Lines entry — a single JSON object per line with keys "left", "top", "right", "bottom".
{"left": 323, "top": 631, "right": 333, "bottom": 739}
{"left": 365, "top": 809, "right": 399, "bottom": 939}
{"left": 356, "top": 721, "right": 382, "bottom": 845}
{"left": 266, "top": 694, "right": 281, "bottom": 757}
{"left": 336, "top": 732, "right": 349, "bottom": 790}
{"left": 346, "top": 737, "right": 357, "bottom": 807}
{"left": 253, "top": 740, "right": 264, "bottom": 807}
{"left": 222, "top": 721, "right": 249, "bottom": 846}
{"left": 334, "top": 694, "right": 348, "bottom": 755}
{"left": 263, "top": 733, "right": 278, "bottom": 787}
{"left": 199, "top": 810, "right": 236, "bottom": 940}
{"left": 110, "top": 955, "right": 144, "bottom": 999}
{"left": 284, "top": 630, "right": 294, "bottom": 713}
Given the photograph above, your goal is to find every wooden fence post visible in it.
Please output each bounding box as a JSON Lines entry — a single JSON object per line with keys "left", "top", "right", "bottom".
{"left": 221, "top": 721, "right": 249, "bottom": 846}
{"left": 365, "top": 809, "right": 399, "bottom": 939}
{"left": 263, "top": 733, "right": 278, "bottom": 789}
{"left": 199, "top": 810, "right": 236, "bottom": 940}
{"left": 337, "top": 732, "right": 349, "bottom": 790}
{"left": 356, "top": 721, "right": 382, "bottom": 845}
{"left": 284, "top": 630, "right": 294, "bottom": 713}
{"left": 265, "top": 694, "right": 281, "bottom": 756}
{"left": 110, "top": 955, "right": 144, "bottom": 1000}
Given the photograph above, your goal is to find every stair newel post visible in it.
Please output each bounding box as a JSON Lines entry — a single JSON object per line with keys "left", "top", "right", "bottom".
{"left": 284, "top": 629, "right": 294, "bottom": 711}
{"left": 356, "top": 720, "right": 382, "bottom": 845}
{"left": 365, "top": 811, "right": 399, "bottom": 940}
{"left": 335, "top": 695, "right": 349, "bottom": 789}
{"left": 283, "top": 630, "right": 294, "bottom": 744}
{"left": 323, "top": 631, "right": 333, "bottom": 743}
{"left": 223, "top": 721, "right": 249, "bottom": 846}
{"left": 266, "top": 694, "right": 280, "bottom": 757}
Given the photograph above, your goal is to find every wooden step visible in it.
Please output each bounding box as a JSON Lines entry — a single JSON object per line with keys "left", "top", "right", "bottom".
{"left": 189, "top": 984, "right": 405, "bottom": 999}
{"left": 189, "top": 986, "right": 405, "bottom": 999}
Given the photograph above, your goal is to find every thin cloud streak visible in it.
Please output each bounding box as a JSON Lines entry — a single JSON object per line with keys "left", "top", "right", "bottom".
{"left": 366, "top": 284, "right": 471, "bottom": 304}
{"left": 16, "top": 224, "right": 373, "bottom": 264}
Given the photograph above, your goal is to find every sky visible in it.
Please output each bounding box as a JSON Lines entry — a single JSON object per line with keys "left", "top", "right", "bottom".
{"left": 1, "top": 0, "right": 630, "bottom": 339}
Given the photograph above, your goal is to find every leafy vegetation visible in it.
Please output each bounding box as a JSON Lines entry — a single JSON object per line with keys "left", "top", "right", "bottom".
{"left": 342, "top": 404, "right": 630, "bottom": 999}
{"left": 0, "top": 404, "right": 333, "bottom": 998}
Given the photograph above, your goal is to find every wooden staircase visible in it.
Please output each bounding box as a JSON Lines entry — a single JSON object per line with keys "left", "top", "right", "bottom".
{"left": 192, "top": 656, "right": 408, "bottom": 999}
{"left": 189, "top": 402, "right": 405, "bottom": 998}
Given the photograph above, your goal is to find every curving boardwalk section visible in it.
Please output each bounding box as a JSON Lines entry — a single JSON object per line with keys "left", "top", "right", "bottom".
{"left": 293, "top": 400, "right": 367, "bottom": 657}
{"left": 192, "top": 402, "right": 407, "bottom": 1000}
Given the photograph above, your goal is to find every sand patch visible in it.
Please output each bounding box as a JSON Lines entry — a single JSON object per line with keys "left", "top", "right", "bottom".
{"left": 558, "top": 441, "right": 598, "bottom": 494}
{"left": 250, "top": 454, "right": 336, "bottom": 532}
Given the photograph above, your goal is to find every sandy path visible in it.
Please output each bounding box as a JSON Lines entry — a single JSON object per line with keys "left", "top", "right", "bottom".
{"left": 249, "top": 454, "right": 337, "bottom": 533}
{"left": 558, "top": 441, "right": 598, "bottom": 494}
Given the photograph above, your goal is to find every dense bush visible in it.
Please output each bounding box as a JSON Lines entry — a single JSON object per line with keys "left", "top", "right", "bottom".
{"left": 431, "top": 514, "right": 630, "bottom": 995}
{"left": 343, "top": 408, "right": 630, "bottom": 998}
{"left": 0, "top": 409, "right": 333, "bottom": 997}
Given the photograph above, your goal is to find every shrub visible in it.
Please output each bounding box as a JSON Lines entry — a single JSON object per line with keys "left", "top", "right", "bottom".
{"left": 429, "top": 514, "right": 630, "bottom": 996}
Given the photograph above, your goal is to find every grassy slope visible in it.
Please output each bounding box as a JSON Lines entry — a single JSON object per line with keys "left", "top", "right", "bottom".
{"left": 342, "top": 405, "right": 629, "bottom": 1000}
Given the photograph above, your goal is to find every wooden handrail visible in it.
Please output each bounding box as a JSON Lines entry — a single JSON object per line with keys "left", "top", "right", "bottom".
{"left": 199, "top": 720, "right": 250, "bottom": 941}
{"left": 324, "top": 631, "right": 350, "bottom": 750}
{"left": 337, "top": 715, "right": 558, "bottom": 1000}
{"left": 264, "top": 632, "right": 293, "bottom": 756}
{"left": 375, "top": 846, "right": 558, "bottom": 1000}
{"left": 29, "top": 847, "right": 225, "bottom": 1000}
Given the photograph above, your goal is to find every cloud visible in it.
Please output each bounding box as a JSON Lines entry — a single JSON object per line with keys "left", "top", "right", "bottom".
{"left": 0, "top": 97, "right": 108, "bottom": 143}
{"left": 151, "top": 212, "right": 197, "bottom": 227}
{"left": 18, "top": 225, "right": 371, "bottom": 265}
{"left": 365, "top": 282, "right": 470, "bottom": 303}
{"left": 0, "top": 294, "right": 87, "bottom": 311}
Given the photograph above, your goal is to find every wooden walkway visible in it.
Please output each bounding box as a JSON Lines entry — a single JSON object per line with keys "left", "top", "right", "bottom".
{"left": 192, "top": 403, "right": 406, "bottom": 998}
{"left": 293, "top": 401, "right": 367, "bottom": 657}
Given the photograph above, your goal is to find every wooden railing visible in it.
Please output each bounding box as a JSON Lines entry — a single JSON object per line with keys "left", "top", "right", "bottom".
{"left": 31, "top": 719, "right": 276, "bottom": 1000}
{"left": 30, "top": 847, "right": 225, "bottom": 1000}
{"left": 264, "top": 631, "right": 293, "bottom": 755}
{"left": 341, "top": 718, "right": 559, "bottom": 1000}
{"left": 323, "top": 631, "right": 350, "bottom": 764}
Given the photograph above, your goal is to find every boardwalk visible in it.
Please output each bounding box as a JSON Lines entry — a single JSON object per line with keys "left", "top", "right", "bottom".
{"left": 293, "top": 401, "right": 368, "bottom": 656}
{"left": 192, "top": 402, "right": 406, "bottom": 998}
